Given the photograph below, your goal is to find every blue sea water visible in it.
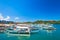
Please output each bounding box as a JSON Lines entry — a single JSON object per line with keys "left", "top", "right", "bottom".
{"left": 0, "top": 24, "right": 60, "bottom": 40}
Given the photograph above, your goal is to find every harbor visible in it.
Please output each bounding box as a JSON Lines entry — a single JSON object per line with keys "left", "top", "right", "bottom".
{"left": 0, "top": 24, "right": 59, "bottom": 40}
{"left": 0, "top": 0, "right": 60, "bottom": 40}
{"left": 0, "top": 23, "right": 56, "bottom": 34}
{"left": 0, "top": 20, "right": 58, "bottom": 40}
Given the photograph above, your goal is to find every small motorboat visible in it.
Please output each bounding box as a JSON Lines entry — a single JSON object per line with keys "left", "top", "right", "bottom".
{"left": 40, "top": 24, "right": 56, "bottom": 30}
{"left": 30, "top": 25, "right": 40, "bottom": 33}
{"left": 43, "top": 27, "right": 56, "bottom": 30}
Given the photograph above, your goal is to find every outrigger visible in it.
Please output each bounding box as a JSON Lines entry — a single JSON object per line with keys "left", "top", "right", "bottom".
{"left": 6, "top": 25, "right": 30, "bottom": 36}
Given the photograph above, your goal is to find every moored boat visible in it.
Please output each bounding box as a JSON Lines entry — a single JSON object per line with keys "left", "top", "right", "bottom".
{"left": 6, "top": 25, "right": 30, "bottom": 34}
{"left": 40, "top": 24, "right": 56, "bottom": 30}
{"left": 6, "top": 24, "right": 40, "bottom": 35}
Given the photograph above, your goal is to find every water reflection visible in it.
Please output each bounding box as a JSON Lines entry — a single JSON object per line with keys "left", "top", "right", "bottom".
{"left": 6, "top": 33, "right": 30, "bottom": 40}
{"left": 44, "top": 30, "right": 56, "bottom": 33}
{"left": 18, "top": 36, "right": 30, "bottom": 40}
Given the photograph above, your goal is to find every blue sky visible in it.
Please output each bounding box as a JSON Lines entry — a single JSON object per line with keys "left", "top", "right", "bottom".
{"left": 0, "top": 0, "right": 60, "bottom": 22}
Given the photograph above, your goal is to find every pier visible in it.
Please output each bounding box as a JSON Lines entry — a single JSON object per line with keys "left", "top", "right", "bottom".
{"left": 0, "top": 24, "right": 14, "bottom": 33}
{"left": 0, "top": 24, "right": 31, "bottom": 33}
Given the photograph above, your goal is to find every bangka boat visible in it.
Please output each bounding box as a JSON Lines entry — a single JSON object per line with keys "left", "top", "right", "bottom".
{"left": 6, "top": 25, "right": 30, "bottom": 34}
{"left": 6, "top": 24, "right": 40, "bottom": 35}
{"left": 5, "top": 25, "right": 30, "bottom": 36}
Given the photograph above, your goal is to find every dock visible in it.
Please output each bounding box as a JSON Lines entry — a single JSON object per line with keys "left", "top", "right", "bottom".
{"left": 0, "top": 24, "right": 14, "bottom": 33}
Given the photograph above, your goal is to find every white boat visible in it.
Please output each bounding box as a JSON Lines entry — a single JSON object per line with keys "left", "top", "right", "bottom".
{"left": 6, "top": 25, "right": 30, "bottom": 34}
{"left": 6, "top": 24, "right": 40, "bottom": 34}
{"left": 30, "top": 26, "right": 40, "bottom": 33}
{"left": 40, "top": 24, "right": 56, "bottom": 30}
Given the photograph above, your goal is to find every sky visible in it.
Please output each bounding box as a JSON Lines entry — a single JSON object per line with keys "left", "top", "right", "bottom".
{"left": 0, "top": 0, "right": 60, "bottom": 22}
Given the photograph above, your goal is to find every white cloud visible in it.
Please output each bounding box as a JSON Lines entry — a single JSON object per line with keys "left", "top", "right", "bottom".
{"left": 4, "top": 16, "right": 10, "bottom": 21}
{"left": 0, "top": 13, "right": 19, "bottom": 21}
{"left": 15, "top": 17, "right": 19, "bottom": 20}
{"left": 0, "top": 13, "right": 10, "bottom": 21}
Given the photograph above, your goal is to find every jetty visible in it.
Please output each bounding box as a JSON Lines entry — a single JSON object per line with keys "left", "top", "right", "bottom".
{"left": 0, "top": 24, "right": 14, "bottom": 33}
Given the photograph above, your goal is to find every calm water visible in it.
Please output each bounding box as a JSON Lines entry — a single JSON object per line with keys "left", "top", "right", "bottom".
{"left": 0, "top": 24, "right": 60, "bottom": 40}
